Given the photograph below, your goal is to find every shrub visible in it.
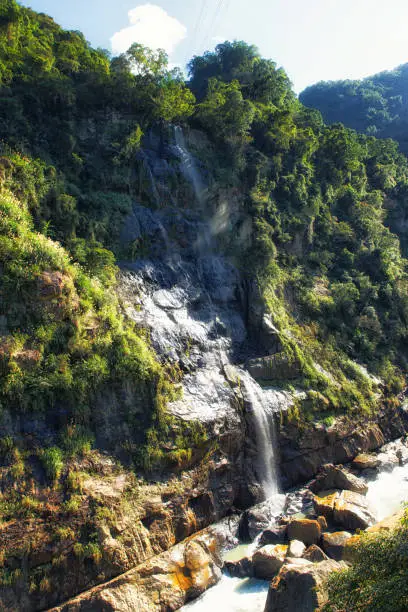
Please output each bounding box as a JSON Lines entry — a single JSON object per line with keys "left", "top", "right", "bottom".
{"left": 40, "top": 447, "right": 63, "bottom": 483}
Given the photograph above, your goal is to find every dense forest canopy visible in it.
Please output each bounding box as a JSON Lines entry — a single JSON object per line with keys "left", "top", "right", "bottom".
{"left": 300, "top": 63, "right": 408, "bottom": 154}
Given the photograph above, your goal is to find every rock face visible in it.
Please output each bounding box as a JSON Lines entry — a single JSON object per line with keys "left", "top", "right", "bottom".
{"left": 287, "top": 519, "right": 321, "bottom": 546}
{"left": 302, "top": 545, "right": 329, "bottom": 562}
{"left": 314, "top": 490, "right": 376, "bottom": 530}
{"left": 246, "top": 353, "right": 301, "bottom": 381}
{"left": 264, "top": 560, "right": 345, "bottom": 612}
{"left": 333, "top": 490, "right": 376, "bottom": 531}
{"left": 224, "top": 556, "right": 253, "bottom": 578}
{"left": 321, "top": 532, "right": 353, "bottom": 561}
{"left": 352, "top": 453, "right": 380, "bottom": 471}
{"left": 309, "top": 464, "right": 368, "bottom": 495}
{"left": 49, "top": 533, "right": 221, "bottom": 612}
{"left": 253, "top": 545, "right": 288, "bottom": 579}
{"left": 278, "top": 407, "right": 408, "bottom": 487}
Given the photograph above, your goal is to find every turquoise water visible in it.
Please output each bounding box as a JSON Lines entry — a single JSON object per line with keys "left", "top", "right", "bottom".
{"left": 182, "top": 576, "right": 269, "bottom": 612}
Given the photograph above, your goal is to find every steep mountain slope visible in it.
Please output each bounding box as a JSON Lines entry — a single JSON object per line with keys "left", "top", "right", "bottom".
{"left": 1, "top": 2, "right": 408, "bottom": 610}
{"left": 300, "top": 63, "right": 408, "bottom": 154}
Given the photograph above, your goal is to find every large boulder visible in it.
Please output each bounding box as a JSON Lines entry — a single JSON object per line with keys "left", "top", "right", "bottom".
{"left": 352, "top": 453, "right": 380, "bottom": 471}
{"left": 287, "top": 540, "right": 306, "bottom": 558}
{"left": 309, "top": 464, "right": 368, "bottom": 495}
{"left": 333, "top": 490, "right": 376, "bottom": 531}
{"left": 241, "top": 500, "right": 284, "bottom": 541}
{"left": 313, "top": 491, "right": 340, "bottom": 520}
{"left": 264, "top": 559, "right": 346, "bottom": 612}
{"left": 259, "top": 525, "right": 287, "bottom": 546}
{"left": 321, "top": 531, "right": 353, "bottom": 561}
{"left": 287, "top": 519, "right": 321, "bottom": 546}
{"left": 313, "top": 490, "right": 375, "bottom": 530}
{"left": 302, "top": 545, "right": 329, "bottom": 562}
{"left": 253, "top": 545, "right": 288, "bottom": 579}
{"left": 49, "top": 533, "right": 222, "bottom": 612}
{"left": 224, "top": 556, "right": 253, "bottom": 578}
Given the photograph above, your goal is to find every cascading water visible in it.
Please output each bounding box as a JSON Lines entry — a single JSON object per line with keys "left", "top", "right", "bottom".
{"left": 237, "top": 370, "right": 289, "bottom": 518}
{"left": 120, "top": 133, "right": 295, "bottom": 612}
{"left": 239, "top": 371, "right": 280, "bottom": 499}
{"left": 174, "top": 125, "right": 206, "bottom": 205}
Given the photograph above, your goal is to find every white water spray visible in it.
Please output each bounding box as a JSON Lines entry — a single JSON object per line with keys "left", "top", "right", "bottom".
{"left": 238, "top": 370, "right": 282, "bottom": 500}
{"left": 174, "top": 126, "right": 205, "bottom": 205}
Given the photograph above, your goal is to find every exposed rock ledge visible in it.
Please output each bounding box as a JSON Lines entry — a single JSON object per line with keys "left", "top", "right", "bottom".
{"left": 48, "top": 532, "right": 221, "bottom": 612}
{"left": 278, "top": 404, "right": 408, "bottom": 486}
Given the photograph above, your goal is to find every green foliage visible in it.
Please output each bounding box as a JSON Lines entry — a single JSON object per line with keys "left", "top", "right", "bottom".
{"left": 323, "top": 512, "right": 408, "bottom": 611}
{"left": 40, "top": 447, "right": 63, "bottom": 483}
{"left": 300, "top": 63, "right": 408, "bottom": 155}
{"left": 197, "top": 78, "right": 255, "bottom": 148}
{"left": 0, "top": 1, "right": 407, "bottom": 471}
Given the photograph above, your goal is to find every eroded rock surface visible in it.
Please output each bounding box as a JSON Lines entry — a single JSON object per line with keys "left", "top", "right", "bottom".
{"left": 264, "top": 559, "right": 345, "bottom": 612}
{"left": 49, "top": 533, "right": 221, "bottom": 612}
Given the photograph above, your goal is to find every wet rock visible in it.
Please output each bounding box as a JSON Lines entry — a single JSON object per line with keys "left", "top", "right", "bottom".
{"left": 287, "top": 519, "right": 321, "bottom": 546}
{"left": 287, "top": 540, "right": 305, "bottom": 558}
{"left": 321, "top": 531, "right": 353, "bottom": 561}
{"left": 397, "top": 445, "right": 408, "bottom": 465}
{"left": 264, "top": 559, "right": 345, "bottom": 612}
{"left": 352, "top": 453, "right": 380, "bottom": 471}
{"left": 376, "top": 451, "right": 399, "bottom": 471}
{"left": 302, "top": 545, "right": 329, "bottom": 562}
{"left": 241, "top": 500, "right": 283, "bottom": 541}
{"left": 259, "top": 526, "right": 287, "bottom": 546}
{"left": 253, "top": 544, "right": 288, "bottom": 579}
{"left": 247, "top": 353, "right": 301, "bottom": 381}
{"left": 309, "top": 464, "right": 368, "bottom": 495}
{"left": 224, "top": 556, "right": 253, "bottom": 579}
{"left": 333, "top": 490, "right": 376, "bottom": 531}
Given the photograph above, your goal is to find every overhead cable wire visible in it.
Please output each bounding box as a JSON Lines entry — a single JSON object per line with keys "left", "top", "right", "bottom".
{"left": 196, "top": 0, "right": 225, "bottom": 56}
{"left": 182, "top": 0, "right": 208, "bottom": 75}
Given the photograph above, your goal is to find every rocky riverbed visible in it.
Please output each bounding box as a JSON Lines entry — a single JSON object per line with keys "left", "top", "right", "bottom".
{"left": 180, "top": 436, "right": 408, "bottom": 612}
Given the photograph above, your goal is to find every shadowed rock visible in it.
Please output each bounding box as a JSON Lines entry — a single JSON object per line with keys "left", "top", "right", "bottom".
{"left": 264, "top": 559, "right": 346, "bottom": 612}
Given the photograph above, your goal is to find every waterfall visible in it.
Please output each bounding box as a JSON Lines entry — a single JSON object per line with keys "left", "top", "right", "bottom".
{"left": 174, "top": 126, "right": 205, "bottom": 205}
{"left": 239, "top": 371, "right": 280, "bottom": 500}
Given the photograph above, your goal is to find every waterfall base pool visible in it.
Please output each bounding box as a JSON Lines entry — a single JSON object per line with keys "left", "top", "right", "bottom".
{"left": 182, "top": 576, "right": 269, "bottom": 612}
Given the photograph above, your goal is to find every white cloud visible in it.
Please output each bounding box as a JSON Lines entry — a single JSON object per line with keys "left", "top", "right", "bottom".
{"left": 111, "top": 4, "right": 186, "bottom": 56}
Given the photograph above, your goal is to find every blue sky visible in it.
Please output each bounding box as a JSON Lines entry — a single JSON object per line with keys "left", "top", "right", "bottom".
{"left": 20, "top": 0, "right": 408, "bottom": 92}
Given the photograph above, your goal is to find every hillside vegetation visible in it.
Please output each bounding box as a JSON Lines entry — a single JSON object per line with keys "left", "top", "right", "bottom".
{"left": 0, "top": 0, "right": 408, "bottom": 462}
{"left": 300, "top": 63, "right": 408, "bottom": 155}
